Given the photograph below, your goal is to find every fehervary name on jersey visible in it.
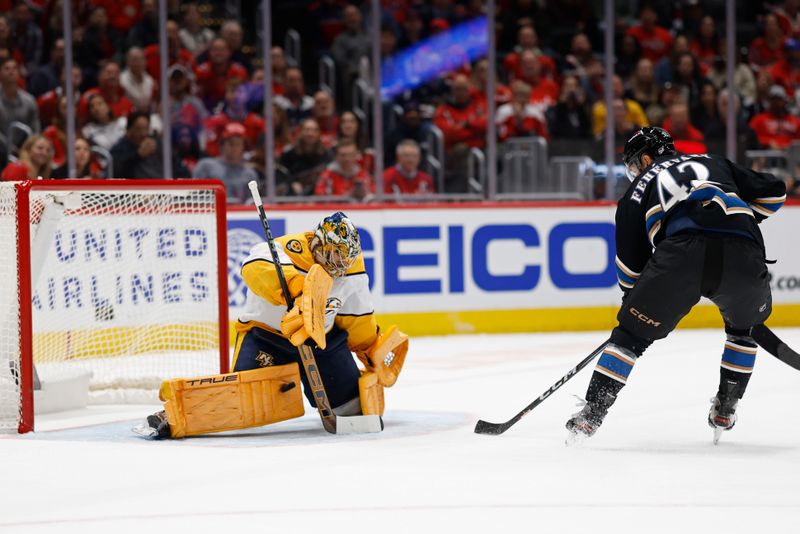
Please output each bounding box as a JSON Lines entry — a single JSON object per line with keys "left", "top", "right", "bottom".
{"left": 631, "top": 154, "right": 711, "bottom": 204}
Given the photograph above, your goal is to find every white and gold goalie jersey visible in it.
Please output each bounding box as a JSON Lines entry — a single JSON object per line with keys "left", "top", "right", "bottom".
{"left": 235, "top": 232, "right": 379, "bottom": 352}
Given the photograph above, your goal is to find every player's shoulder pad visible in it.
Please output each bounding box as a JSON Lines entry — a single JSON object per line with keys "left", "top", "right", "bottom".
{"left": 344, "top": 254, "right": 367, "bottom": 276}
{"left": 276, "top": 232, "right": 315, "bottom": 272}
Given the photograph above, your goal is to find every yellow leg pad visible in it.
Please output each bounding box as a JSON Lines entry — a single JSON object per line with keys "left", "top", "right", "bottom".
{"left": 358, "top": 371, "right": 385, "bottom": 416}
{"left": 160, "top": 364, "right": 305, "bottom": 438}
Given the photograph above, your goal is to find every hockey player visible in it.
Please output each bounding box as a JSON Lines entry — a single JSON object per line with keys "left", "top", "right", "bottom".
{"left": 566, "top": 127, "right": 786, "bottom": 443}
{"left": 137, "top": 212, "right": 408, "bottom": 439}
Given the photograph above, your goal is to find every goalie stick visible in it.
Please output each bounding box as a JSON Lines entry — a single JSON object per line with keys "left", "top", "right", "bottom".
{"left": 474, "top": 340, "right": 609, "bottom": 435}
{"left": 247, "top": 182, "right": 382, "bottom": 435}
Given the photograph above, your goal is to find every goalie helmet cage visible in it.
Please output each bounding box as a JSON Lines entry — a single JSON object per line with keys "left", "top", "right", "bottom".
{"left": 0, "top": 180, "right": 230, "bottom": 433}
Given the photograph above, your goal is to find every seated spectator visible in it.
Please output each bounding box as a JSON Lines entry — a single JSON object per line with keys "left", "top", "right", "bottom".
{"left": 662, "top": 102, "right": 706, "bottom": 152}
{"left": 270, "top": 46, "right": 287, "bottom": 96}
{"left": 168, "top": 65, "right": 208, "bottom": 133}
{"left": 0, "top": 57, "right": 40, "bottom": 139}
{"left": 179, "top": 3, "right": 215, "bottom": 57}
{"left": 385, "top": 102, "right": 427, "bottom": 168}
{"left": 77, "top": 61, "right": 133, "bottom": 126}
{"left": 773, "top": 0, "right": 800, "bottom": 39}
{"left": 42, "top": 96, "right": 67, "bottom": 167}
{"left": 194, "top": 38, "right": 248, "bottom": 112}
{"left": 121, "top": 47, "right": 156, "bottom": 112}
{"left": 278, "top": 118, "right": 331, "bottom": 196}
{"left": 563, "top": 32, "right": 603, "bottom": 83}
{"left": 592, "top": 75, "right": 648, "bottom": 137}
{"left": 144, "top": 20, "right": 195, "bottom": 85}
{"left": 1, "top": 134, "right": 52, "bottom": 180}
{"left": 110, "top": 111, "right": 188, "bottom": 178}
{"left": 315, "top": 140, "right": 374, "bottom": 201}
{"left": 769, "top": 38, "right": 800, "bottom": 98}
{"left": 28, "top": 38, "right": 64, "bottom": 98}
{"left": 626, "top": 3, "right": 673, "bottom": 64}
{"left": 203, "top": 80, "right": 264, "bottom": 157}
{"left": 337, "top": 110, "right": 374, "bottom": 174}
{"left": 398, "top": 8, "right": 424, "bottom": 49}
{"left": 690, "top": 16, "right": 720, "bottom": 69}
{"left": 616, "top": 33, "right": 642, "bottom": 80}
{"left": 217, "top": 21, "right": 252, "bottom": 74}
{"left": 655, "top": 34, "right": 690, "bottom": 87}
{"left": 598, "top": 98, "right": 638, "bottom": 158}
{"left": 433, "top": 74, "right": 487, "bottom": 192}
{"left": 82, "top": 93, "right": 127, "bottom": 150}
{"left": 672, "top": 52, "right": 708, "bottom": 110}
{"left": 749, "top": 14, "right": 785, "bottom": 70}
{"left": 496, "top": 80, "right": 549, "bottom": 141}
{"left": 126, "top": 0, "right": 158, "bottom": 49}
{"left": 692, "top": 82, "right": 722, "bottom": 135}
{"left": 312, "top": 90, "right": 338, "bottom": 149}
{"left": 274, "top": 67, "right": 314, "bottom": 129}
{"left": 514, "top": 50, "right": 559, "bottom": 113}
{"left": 471, "top": 58, "right": 511, "bottom": 108}
{"left": 51, "top": 137, "right": 100, "bottom": 179}
{"left": 503, "top": 26, "right": 557, "bottom": 82}
{"left": 10, "top": 2, "right": 42, "bottom": 73}
{"left": 173, "top": 124, "right": 203, "bottom": 175}
{"left": 383, "top": 139, "right": 435, "bottom": 196}
{"left": 749, "top": 85, "right": 800, "bottom": 149}
{"left": 704, "top": 89, "right": 759, "bottom": 149}
{"left": 91, "top": 0, "right": 142, "bottom": 34}
{"left": 705, "top": 53, "right": 757, "bottom": 104}
{"left": 37, "top": 66, "right": 82, "bottom": 128}
{"left": 193, "top": 122, "right": 258, "bottom": 203}
{"left": 628, "top": 58, "right": 660, "bottom": 123}
{"left": 0, "top": 16, "right": 24, "bottom": 77}
{"left": 546, "top": 74, "right": 591, "bottom": 139}
{"left": 331, "top": 5, "right": 371, "bottom": 108}
{"left": 272, "top": 104, "right": 290, "bottom": 158}
{"left": 76, "top": 6, "right": 122, "bottom": 85}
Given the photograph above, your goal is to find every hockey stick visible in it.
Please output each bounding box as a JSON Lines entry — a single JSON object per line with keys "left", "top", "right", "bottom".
{"left": 751, "top": 324, "right": 800, "bottom": 370}
{"left": 474, "top": 340, "right": 609, "bottom": 435}
{"left": 248, "top": 181, "right": 337, "bottom": 434}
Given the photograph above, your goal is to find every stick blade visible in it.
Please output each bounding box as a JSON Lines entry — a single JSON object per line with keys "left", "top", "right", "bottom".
{"left": 474, "top": 419, "right": 508, "bottom": 435}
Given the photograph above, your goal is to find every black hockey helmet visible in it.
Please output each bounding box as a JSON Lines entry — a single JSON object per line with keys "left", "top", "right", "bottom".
{"left": 622, "top": 127, "right": 676, "bottom": 181}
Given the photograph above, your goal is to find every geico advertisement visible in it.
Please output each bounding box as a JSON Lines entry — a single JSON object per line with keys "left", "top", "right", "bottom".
{"left": 31, "top": 213, "right": 219, "bottom": 332}
{"left": 227, "top": 206, "right": 622, "bottom": 314}
{"left": 763, "top": 205, "right": 800, "bottom": 300}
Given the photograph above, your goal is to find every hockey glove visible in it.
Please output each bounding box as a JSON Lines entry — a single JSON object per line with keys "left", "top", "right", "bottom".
{"left": 356, "top": 325, "right": 409, "bottom": 387}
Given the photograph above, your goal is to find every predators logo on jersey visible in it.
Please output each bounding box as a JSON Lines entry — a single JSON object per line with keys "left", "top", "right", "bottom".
{"left": 285, "top": 239, "right": 304, "bottom": 254}
{"left": 256, "top": 351, "right": 275, "bottom": 367}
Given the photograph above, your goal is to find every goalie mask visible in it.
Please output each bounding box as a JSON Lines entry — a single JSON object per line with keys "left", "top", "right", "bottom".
{"left": 310, "top": 212, "right": 361, "bottom": 277}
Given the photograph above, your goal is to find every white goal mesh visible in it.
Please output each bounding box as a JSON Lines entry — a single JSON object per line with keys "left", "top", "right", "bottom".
{"left": 0, "top": 186, "right": 21, "bottom": 432}
{"left": 0, "top": 182, "right": 227, "bottom": 432}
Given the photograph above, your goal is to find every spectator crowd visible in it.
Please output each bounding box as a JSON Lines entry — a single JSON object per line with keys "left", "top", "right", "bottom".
{"left": 0, "top": 0, "right": 798, "bottom": 200}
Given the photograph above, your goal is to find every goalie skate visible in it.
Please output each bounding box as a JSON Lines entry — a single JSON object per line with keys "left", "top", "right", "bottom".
{"left": 132, "top": 411, "right": 171, "bottom": 440}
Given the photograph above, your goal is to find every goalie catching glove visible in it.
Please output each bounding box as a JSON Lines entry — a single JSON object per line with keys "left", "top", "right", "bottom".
{"left": 280, "top": 264, "right": 333, "bottom": 348}
{"left": 357, "top": 325, "right": 408, "bottom": 387}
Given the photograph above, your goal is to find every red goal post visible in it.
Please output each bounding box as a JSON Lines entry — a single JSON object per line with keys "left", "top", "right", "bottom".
{"left": 1, "top": 180, "right": 229, "bottom": 433}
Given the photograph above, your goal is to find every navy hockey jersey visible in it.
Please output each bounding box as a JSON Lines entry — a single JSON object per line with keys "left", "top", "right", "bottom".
{"left": 614, "top": 153, "right": 787, "bottom": 291}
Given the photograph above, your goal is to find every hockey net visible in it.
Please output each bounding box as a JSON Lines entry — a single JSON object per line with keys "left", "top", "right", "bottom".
{"left": 0, "top": 180, "right": 229, "bottom": 433}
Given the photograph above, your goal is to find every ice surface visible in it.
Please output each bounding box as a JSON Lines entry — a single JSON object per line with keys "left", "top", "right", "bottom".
{"left": 1, "top": 329, "right": 799, "bottom": 533}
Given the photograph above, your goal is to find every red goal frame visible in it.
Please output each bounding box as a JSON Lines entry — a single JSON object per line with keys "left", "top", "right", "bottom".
{"left": 12, "top": 179, "right": 230, "bottom": 433}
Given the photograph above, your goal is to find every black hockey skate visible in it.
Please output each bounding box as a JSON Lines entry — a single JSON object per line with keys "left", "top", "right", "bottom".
{"left": 565, "top": 397, "right": 609, "bottom": 444}
{"left": 708, "top": 395, "right": 738, "bottom": 445}
{"left": 132, "top": 410, "right": 171, "bottom": 440}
